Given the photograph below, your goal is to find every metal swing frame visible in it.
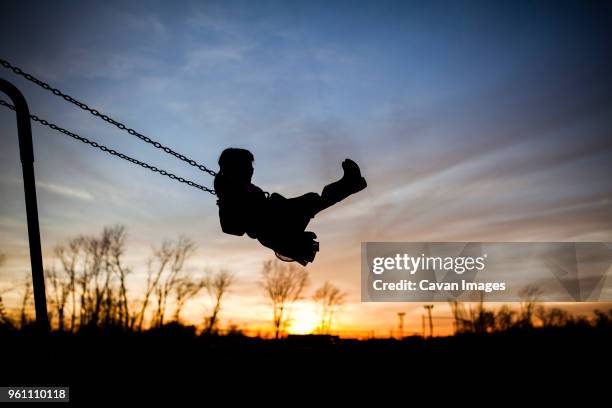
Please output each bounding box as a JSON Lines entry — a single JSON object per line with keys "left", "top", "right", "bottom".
{"left": 0, "top": 78, "right": 49, "bottom": 331}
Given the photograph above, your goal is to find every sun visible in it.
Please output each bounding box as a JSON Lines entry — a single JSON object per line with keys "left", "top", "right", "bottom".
{"left": 288, "top": 303, "right": 320, "bottom": 334}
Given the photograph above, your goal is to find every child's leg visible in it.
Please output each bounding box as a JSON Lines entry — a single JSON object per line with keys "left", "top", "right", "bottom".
{"left": 285, "top": 159, "right": 367, "bottom": 219}
{"left": 285, "top": 192, "right": 324, "bottom": 223}
{"left": 276, "top": 159, "right": 367, "bottom": 222}
{"left": 319, "top": 159, "right": 367, "bottom": 212}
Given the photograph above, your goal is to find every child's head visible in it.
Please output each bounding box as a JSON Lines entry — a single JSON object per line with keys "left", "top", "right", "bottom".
{"left": 214, "top": 148, "right": 254, "bottom": 197}
{"left": 218, "top": 148, "right": 254, "bottom": 181}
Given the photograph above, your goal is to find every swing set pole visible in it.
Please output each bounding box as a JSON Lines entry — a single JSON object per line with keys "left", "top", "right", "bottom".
{"left": 0, "top": 78, "right": 49, "bottom": 331}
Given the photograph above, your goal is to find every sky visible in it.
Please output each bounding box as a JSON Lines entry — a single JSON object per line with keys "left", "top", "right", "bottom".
{"left": 1, "top": 0, "right": 611, "bottom": 335}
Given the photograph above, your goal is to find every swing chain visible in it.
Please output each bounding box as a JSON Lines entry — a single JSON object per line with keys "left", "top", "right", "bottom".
{"left": 0, "top": 99, "right": 216, "bottom": 195}
{"left": 0, "top": 58, "right": 217, "bottom": 177}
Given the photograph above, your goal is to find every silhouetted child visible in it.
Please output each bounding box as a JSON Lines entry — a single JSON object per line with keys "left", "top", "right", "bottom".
{"left": 214, "top": 148, "right": 367, "bottom": 266}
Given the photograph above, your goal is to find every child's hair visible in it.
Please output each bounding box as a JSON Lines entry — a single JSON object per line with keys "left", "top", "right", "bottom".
{"left": 214, "top": 148, "right": 254, "bottom": 198}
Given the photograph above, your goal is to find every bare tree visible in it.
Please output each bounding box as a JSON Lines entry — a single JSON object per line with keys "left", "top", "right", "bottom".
{"left": 82, "top": 230, "right": 112, "bottom": 327}
{"left": 149, "top": 236, "right": 196, "bottom": 328}
{"left": 55, "top": 238, "right": 83, "bottom": 332}
{"left": 107, "top": 226, "right": 131, "bottom": 329}
{"left": 49, "top": 225, "right": 132, "bottom": 331}
{"left": 20, "top": 277, "right": 33, "bottom": 328}
{"left": 137, "top": 245, "right": 172, "bottom": 330}
{"left": 469, "top": 293, "right": 495, "bottom": 334}
{"left": 312, "top": 281, "right": 346, "bottom": 334}
{"left": 536, "top": 306, "right": 571, "bottom": 327}
{"left": 46, "top": 266, "right": 71, "bottom": 331}
{"left": 260, "top": 259, "right": 309, "bottom": 339}
{"left": 519, "top": 285, "right": 541, "bottom": 328}
{"left": 0, "top": 294, "right": 8, "bottom": 327}
{"left": 69, "top": 226, "right": 130, "bottom": 329}
{"left": 495, "top": 305, "right": 516, "bottom": 331}
{"left": 202, "top": 269, "right": 234, "bottom": 334}
{"left": 173, "top": 277, "right": 206, "bottom": 323}
{"left": 0, "top": 252, "right": 10, "bottom": 327}
{"left": 449, "top": 301, "right": 472, "bottom": 333}
{"left": 470, "top": 306, "right": 495, "bottom": 334}
{"left": 594, "top": 309, "right": 612, "bottom": 328}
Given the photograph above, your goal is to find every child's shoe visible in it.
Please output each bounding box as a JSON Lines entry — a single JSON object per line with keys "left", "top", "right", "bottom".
{"left": 341, "top": 158, "right": 367, "bottom": 194}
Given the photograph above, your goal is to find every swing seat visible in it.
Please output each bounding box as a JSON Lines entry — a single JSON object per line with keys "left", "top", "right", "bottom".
{"left": 263, "top": 231, "right": 319, "bottom": 266}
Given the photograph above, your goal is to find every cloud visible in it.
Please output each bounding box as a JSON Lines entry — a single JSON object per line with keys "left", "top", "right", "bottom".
{"left": 37, "top": 182, "right": 94, "bottom": 202}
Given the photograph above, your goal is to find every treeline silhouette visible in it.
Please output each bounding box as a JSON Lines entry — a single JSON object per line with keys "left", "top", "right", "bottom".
{"left": 1, "top": 226, "right": 611, "bottom": 338}
{"left": 1, "top": 225, "right": 233, "bottom": 334}
{"left": 0, "top": 225, "right": 349, "bottom": 337}
{"left": 448, "top": 291, "right": 612, "bottom": 334}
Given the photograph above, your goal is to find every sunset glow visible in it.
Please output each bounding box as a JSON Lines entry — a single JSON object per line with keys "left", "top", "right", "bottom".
{"left": 288, "top": 304, "right": 320, "bottom": 335}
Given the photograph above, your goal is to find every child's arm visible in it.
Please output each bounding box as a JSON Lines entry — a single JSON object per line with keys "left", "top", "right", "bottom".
{"left": 217, "top": 198, "right": 246, "bottom": 236}
{"left": 217, "top": 183, "right": 267, "bottom": 237}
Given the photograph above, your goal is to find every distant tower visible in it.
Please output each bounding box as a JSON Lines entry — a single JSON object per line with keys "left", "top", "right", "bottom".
{"left": 397, "top": 312, "right": 406, "bottom": 339}
{"left": 424, "top": 305, "right": 434, "bottom": 338}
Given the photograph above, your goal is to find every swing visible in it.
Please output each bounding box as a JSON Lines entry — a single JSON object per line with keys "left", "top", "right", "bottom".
{"left": 0, "top": 58, "right": 367, "bottom": 267}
